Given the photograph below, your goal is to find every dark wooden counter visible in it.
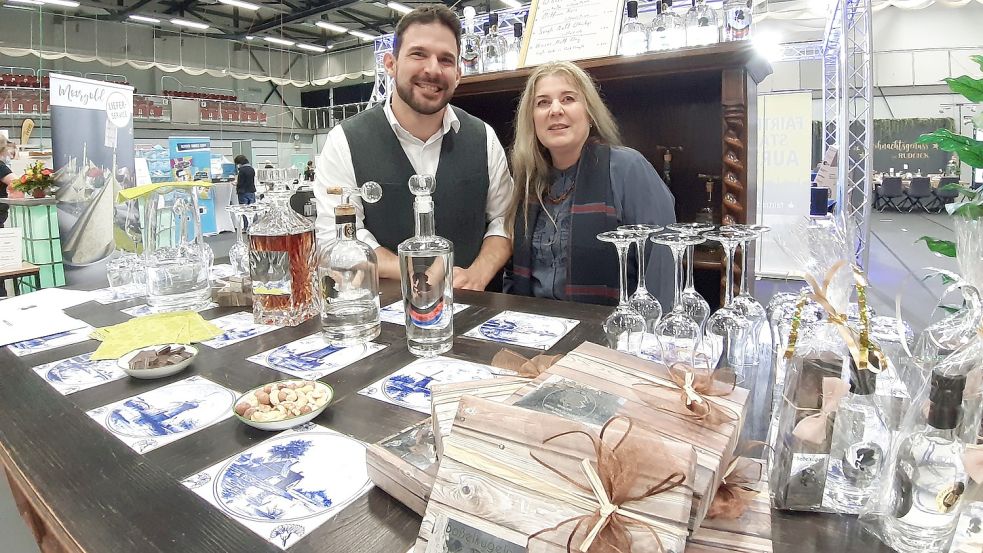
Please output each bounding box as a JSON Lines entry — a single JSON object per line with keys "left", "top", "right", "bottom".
{"left": 0, "top": 280, "right": 892, "bottom": 553}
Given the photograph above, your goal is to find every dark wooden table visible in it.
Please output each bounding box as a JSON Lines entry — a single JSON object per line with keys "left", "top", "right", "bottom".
{"left": 0, "top": 280, "right": 892, "bottom": 553}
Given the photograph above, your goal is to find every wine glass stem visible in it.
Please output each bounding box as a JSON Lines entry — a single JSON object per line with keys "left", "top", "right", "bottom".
{"left": 739, "top": 240, "right": 748, "bottom": 295}
{"left": 671, "top": 245, "right": 684, "bottom": 310}
{"left": 635, "top": 238, "right": 647, "bottom": 294}
{"left": 615, "top": 243, "right": 631, "bottom": 307}
{"left": 685, "top": 245, "right": 695, "bottom": 291}
{"left": 723, "top": 241, "right": 736, "bottom": 306}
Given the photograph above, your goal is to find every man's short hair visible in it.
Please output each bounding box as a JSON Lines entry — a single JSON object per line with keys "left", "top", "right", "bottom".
{"left": 234, "top": 155, "right": 249, "bottom": 165}
{"left": 393, "top": 5, "right": 461, "bottom": 58}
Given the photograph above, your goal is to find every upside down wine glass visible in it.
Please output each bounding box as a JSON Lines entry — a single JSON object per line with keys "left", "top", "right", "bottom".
{"left": 597, "top": 230, "right": 646, "bottom": 354}
{"left": 651, "top": 231, "right": 706, "bottom": 366}
{"left": 227, "top": 203, "right": 268, "bottom": 279}
{"left": 667, "top": 222, "right": 714, "bottom": 331}
{"left": 704, "top": 228, "right": 755, "bottom": 385}
{"left": 728, "top": 224, "right": 771, "bottom": 368}
{"left": 618, "top": 224, "right": 664, "bottom": 331}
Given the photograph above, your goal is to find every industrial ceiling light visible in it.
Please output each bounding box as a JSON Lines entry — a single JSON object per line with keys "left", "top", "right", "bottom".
{"left": 128, "top": 14, "right": 161, "bottom": 24}
{"left": 315, "top": 21, "right": 347, "bottom": 33}
{"left": 386, "top": 1, "right": 412, "bottom": 14}
{"left": 171, "top": 18, "right": 210, "bottom": 30}
{"left": 296, "top": 43, "right": 327, "bottom": 53}
{"left": 6, "top": 0, "right": 46, "bottom": 5}
{"left": 264, "top": 36, "right": 296, "bottom": 46}
{"left": 8, "top": 0, "right": 81, "bottom": 6}
{"left": 218, "top": 0, "right": 260, "bottom": 11}
{"left": 501, "top": 0, "right": 522, "bottom": 8}
{"left": 348, "top": 29, "right": 376, "bottom": 41}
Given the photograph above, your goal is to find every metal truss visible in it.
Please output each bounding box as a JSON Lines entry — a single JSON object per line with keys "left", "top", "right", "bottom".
{"left": 823, "top": 0, "right": 874, "bottom": 270}
{"left": 779, "top": 41, "right": 824, "bottom": 62}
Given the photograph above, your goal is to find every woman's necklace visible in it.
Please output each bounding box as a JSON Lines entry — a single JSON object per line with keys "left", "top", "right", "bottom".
{"left": 545, "top": 167, "right": 577, "bottom": 205}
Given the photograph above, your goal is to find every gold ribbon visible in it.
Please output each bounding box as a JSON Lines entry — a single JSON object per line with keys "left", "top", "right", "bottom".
{"left": 782, "top": 292, "right": 812, "bottom": 362}
{"left": 490, "top": 348, "right": 563, "bottom": 378}
{"left": 633, "top": 362, "right": 739, "bottom": 425}
{"left": 790, "top": 377, "right": 850, "bottom": 445}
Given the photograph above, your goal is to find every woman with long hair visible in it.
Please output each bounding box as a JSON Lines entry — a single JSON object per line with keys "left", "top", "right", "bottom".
{"left": 504, "top": 61, "right": 676, "bottom": 307}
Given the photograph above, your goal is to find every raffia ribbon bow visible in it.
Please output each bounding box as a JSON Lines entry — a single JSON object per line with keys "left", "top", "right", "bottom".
{"left": 529, "top": 416, "right": 687, "bottom": 553}
{"left": 707, "top": 443, "right": 769, "bottom": 519}
{"left": 633, "top": 362, "right": 738, "bottom": 424}
{"left": 491, "top": 348, "right": 563, "bottom": 378}
{"left": 791, "top": 377, "right": 850, "bottom": 445}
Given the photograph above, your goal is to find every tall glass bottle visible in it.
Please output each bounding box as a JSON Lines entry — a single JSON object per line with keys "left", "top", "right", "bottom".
{"left": 248, "top": 183, "right": 319, "bottom": 326}
{"left": 619, "top": 1, "right": 648, "bottom": 56}
{"left": 694, "top": 175, "right": 716, "bottom": 226}
{"left": 461, "top": 6, "right": 482, "bottom": 75}
{"left": 723, "top": 0, "right": 753, "bottom": 41}
{"left": 886, "top": 371, "right": 970, "bottom": 551}
{"left": 649, "top": 0, "right": 685, "bottom": 51}
{"left": 481, "top": 13, "right": 507, "bottom": 73}
{"left": 824, "top": 358, "right": 891, "bottom": 513}
{"left": 318, "top": 182, "right": 383, "bottom": 346}
{"left": 505, "top": 21, "right": 524, "bottom": 70}
{"left": 685, "top": 0, "right": 719, "bottom": 47}
{"left": 398, "top": 175, "right": 454, "bottom": 358}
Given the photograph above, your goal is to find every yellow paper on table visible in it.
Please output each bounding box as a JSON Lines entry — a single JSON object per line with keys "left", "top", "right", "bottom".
{"left": 89, "top": 311, "right": 222, "bottom": 360}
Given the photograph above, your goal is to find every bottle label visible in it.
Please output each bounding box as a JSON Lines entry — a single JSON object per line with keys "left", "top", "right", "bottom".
{"left": 406, "top": 256, "right": 448, "bottom": 328}
{"left": 250, "top": 250, "right": 292, "bottom": 296}
{"left": 337, "top": 214, "right": 356, "bottom": 240}
{"left": 726, "top": 8, "right": 751, "bottom": 32}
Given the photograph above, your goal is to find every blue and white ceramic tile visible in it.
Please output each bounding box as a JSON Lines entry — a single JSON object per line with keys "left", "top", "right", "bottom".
{"left": 87, "top": 376, "right": 237, "bottom": 453}
{"left": 357, "top": 357, "right": 497, "bottom": 414}
{"left": 462, "top": 310, "right": 579, "bottom": 351}
{"left": 121, "top": 302, "right": 220, "bottom": 318}
{"left": 247, "top": 334, "right": 386, "bottom": 380}
{"left": 378, "top": 300, "right": 471, "bottom": 326}
{"left": 952, "top": 501, "right": 983, "bottom": 553}
{"left": 201, "top": 312, "right": 281, "bottom": 349}
{"left": 210, "top": 264, "right": 236, "bottom": 280}
{"left": 8, "top": 325, "right": 94, "bottom": 357}
{"left": 32, "top": 353, "right": 127, "bottom": 395}
{"left": 182, "top": 424, "right": 373, "bottom": 550}
{"left": 91, "top": 284, "right": 146, "bottom": 305}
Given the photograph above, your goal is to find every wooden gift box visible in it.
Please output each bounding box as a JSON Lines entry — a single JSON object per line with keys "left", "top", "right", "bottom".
{"left": 503, "top": 342, "right": 750, "bottom": 532}
{"left": 430, "top": 376, "right": 529, "bottom": 459}
{"left": 414, "top": 396, "right": 696, "bottom": 553}
{"left": 365, "top": 419, "right": 437, "bottom": 516}
{"left": 688, "top": 459, "right": 772, "bottom": 552}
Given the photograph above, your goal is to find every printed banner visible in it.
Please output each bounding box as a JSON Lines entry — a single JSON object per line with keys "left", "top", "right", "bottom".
{"left": 50, "top": 74, "right": 135, "bottom": 267}
{"left": 873, "top": 118, "right": 954, "bottom": 175}
{"left": 168, "top": 137, "right": 216, "bottom": 234}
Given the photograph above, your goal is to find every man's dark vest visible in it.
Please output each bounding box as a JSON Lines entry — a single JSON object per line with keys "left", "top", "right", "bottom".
{"left": 341, "top": 104, "right": 489, "bottom": 269}
{"left": 508, "top": 142, "right": 636, "bottom": 306}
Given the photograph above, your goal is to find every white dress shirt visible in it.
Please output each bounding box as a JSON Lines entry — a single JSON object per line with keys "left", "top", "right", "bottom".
{"left": 312, "top": 99, "right": 514, "bottom": 255}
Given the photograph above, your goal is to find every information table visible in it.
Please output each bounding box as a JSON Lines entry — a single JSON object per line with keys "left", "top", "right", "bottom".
{"left": 0, "top": 280, "right": 894, "bottom": 553}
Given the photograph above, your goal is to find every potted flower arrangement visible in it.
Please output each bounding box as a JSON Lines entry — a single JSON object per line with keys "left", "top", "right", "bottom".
{"left": 12, "top": 161, "right": 55, "bottom": 199}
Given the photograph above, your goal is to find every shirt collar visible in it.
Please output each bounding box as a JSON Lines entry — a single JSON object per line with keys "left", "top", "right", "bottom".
{"left": 384, "top": 95, "right": 460, "bottom": 141}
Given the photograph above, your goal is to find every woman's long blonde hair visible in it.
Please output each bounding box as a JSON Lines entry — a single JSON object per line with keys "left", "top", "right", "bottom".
{"left": 506, "top": 61, "right": 622, "bottom": 237}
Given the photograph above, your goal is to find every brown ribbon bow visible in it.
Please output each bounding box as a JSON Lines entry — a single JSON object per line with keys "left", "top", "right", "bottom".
{"left": 633, "top": 362, "right": 739, "bottom": 425}
{"left": 790, "top": 377, "right": 850, "bottom": 445}
{"left": 707, "top": 442, "right": 769, "bottom": 520}
{"left": 491, "top": 348, "right": 563, "bottom": 378}
{"left": 528, "top": 416, "right": 687, "bottom": 553}
{"left": 965, "top": 443, "right": 983, "bottom": 484}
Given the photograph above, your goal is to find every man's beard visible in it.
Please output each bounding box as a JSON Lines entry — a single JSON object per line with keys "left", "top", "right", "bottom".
{"left": 394, "top": 75, "right": 451, "bottom": 116}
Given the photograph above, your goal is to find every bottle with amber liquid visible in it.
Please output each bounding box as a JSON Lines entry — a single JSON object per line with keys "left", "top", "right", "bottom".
{"left": 248, "top": 183, "right": 319, "bottom": 326}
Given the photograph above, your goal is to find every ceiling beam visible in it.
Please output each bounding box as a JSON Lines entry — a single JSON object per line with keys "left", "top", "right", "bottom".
{"left": 241, "top": 0, "right": 361, "bottom": 36}
{"left": 105, "top": 0, "right": 157, "bottom": 20}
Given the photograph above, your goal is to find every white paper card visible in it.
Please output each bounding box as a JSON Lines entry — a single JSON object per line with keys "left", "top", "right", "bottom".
{"left": 378, "top": 300, "right": 470, "bottom": 326}
{"left": 201, "top": 311, "right": 280, "bottom": 349}
{"left": 87, "top": 376, "right": 237, "bottom": 453}
{"left": 357, "top": 356, "right": 497, "bottom": 414}
{"left": 33, "top": 353, "right": 127, "bottom": 395}
{"left": 462, "top": 310, "right": 579, "bottom": 350}
{"left": 248, "top": 334, "right": 386, "bottom": 380}
{"left": 0, "top": 287, "right": 95, "bottom": 311}
{"left": 0, "top": 306, "right": 89, "bottom": 347}
{"left": 181, "top": 424, "right": 373, "bottom": 550}
{"left": 0, "top": 228, "right": 22, "bottom": 270}
{"left": 121, "top": 302, "right": 219, "bottom": 318}
{"left": 8, "top": 325, "right": 94, "bottom": 356}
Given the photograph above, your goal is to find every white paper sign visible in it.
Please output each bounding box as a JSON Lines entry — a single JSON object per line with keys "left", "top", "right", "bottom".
{"left": 0, "top": 228, "right": 23, "bottom": 270}
{"left": 521, "top": 0, "right": 627, "bottom": 67}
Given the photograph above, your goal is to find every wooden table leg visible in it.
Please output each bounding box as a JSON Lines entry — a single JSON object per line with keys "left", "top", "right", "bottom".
{"left": 12, "top": 277, "right": 19, "bottom": 296}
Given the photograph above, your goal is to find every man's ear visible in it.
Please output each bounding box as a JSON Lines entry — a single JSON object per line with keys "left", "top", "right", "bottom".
{"left": 384, "top": 51, "right": 397, "bottom": 78}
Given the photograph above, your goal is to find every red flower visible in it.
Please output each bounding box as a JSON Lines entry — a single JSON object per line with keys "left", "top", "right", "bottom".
{"left": 20, "top": 175, "right": 27, "bottom": 183}
{"left": 41, "top": 169, "right": 52, "bottom": 176}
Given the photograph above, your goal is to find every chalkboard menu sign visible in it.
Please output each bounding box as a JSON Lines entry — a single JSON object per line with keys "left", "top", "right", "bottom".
{"left": 873, "top": 118, "right": 954, "bottom": 174}
{"left": 519, "top": 0, "right": 627, "bottom": 67}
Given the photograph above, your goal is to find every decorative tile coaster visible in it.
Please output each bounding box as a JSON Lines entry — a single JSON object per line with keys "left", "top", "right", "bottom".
{"left": 210, "top": 264, "right": 236, "bottom": 280}
{"left": 247, "top": 334, "right": 386, "bottom": 380}
{"left": 121, "top": 302, "right": 219, "bottom": 318}
{"left": 91, "top": 285, "right": 146, "bottom": 305}
{"left": 9, "top": 326, "right": 94, "bottom": 357}
{"left": 358, "top": 357, "right": 497, "bottom": 414}
{"left": 182, "top": 424, "right": 373, "bottom": 550}
{"left": 201, "top": 311, "right": 280, "bottom": 349}
{"left": 33, "top": 352, "right": 127, "bottom": 395}
{"left": 379, "top": 301, "right": 470, "bottom": 326}
{"left": 87, "top": 376, "right": 237, "bottom": 453}
{"left": 462, "top": 310, "right": 579, "bottom": 350}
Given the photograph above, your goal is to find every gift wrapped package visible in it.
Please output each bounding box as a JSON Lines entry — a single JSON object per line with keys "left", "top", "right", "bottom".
{"left": 504, "top": 342, "right": 749, "bottom": 531}
{"left": 365, "top": 419, "right": 437, "bottom": 516}
{"left": 687, "top": 457, "right": 772, "bottom": 552}
{"left": 415, "top": 396, "right": 696, "bottom": 553}
{"left": 430, "top": 376, "right": 529, "bottom": 459}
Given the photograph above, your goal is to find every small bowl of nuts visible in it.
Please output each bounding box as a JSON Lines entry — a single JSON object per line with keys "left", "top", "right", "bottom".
{"left": 118, "top": 344, "right": 198, "bottom": 380}
{"left": 233, "top": 380, "right": 334, "bottom": 431}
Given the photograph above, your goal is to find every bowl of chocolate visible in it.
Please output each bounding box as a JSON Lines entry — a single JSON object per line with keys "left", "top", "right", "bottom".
{"left": 233, "top": 380, "right": 334, "bottom": 431}
{"left": 117, "top": 344, "right": 198, "bottom": 379}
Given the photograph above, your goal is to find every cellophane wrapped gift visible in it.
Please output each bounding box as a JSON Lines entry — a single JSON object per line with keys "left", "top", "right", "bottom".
{"left": 859, "top": 338, "right": 983, "bottom": 553}
{"left": 503, "top": 342, "right": 749, "bottom": 532}
{"left": 687, "top": 457, "right": 772, "bottom": 552}
{"left": 414, "top": 396, "right": 696, "bottom": 553}
{"left": 365, "top": 419, "right": 437, "bottom": 516}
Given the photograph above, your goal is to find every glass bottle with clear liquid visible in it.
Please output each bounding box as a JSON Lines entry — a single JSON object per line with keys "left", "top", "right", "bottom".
{"left": 619, "top": 1, "right": 648, "bottom": 56}
{"left": 144, "top": 184, "right": 211, "bottom": 312}
{"left": 649, "top": 0, "right": 685, "bottom": 51}
{"left": 398, "top": 175, "right": 454, "bottom": 358}
{"left": 824, "top": 358, "right": 891, "bottom": 513}
{"left": 505, "top": 21, "right": 524, "bottom": 70}
{"left": 319, "top": 182, "right": 383, "bottom": 346}
{"left": 481, "top": 13, "right": 507, "bottom": 73}
{"left": 249, "top": 183, "right": 319, "bottom": 326}
{"left": 461, "top": 6, "right": 482, "bottom": 75}
{"left": 723, "top": 0, "right": 753, "bottom": 41}
{"left": 886, "top": 371, "right": 969, "bottom": 552}
{"left": 685, "top": 0, "right": 719, "bottom": 47}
